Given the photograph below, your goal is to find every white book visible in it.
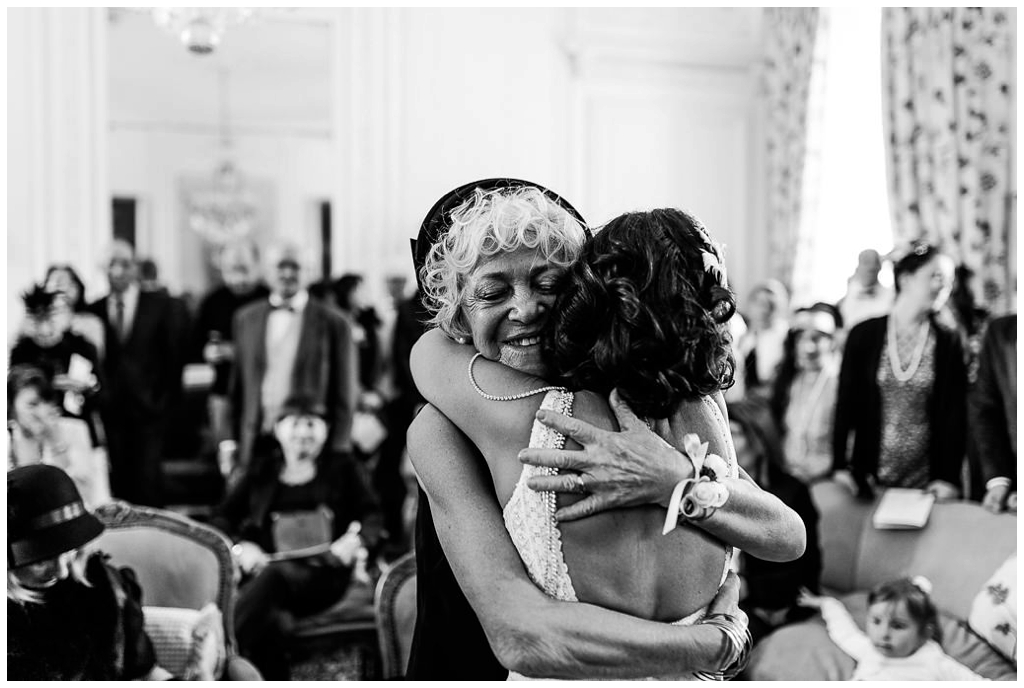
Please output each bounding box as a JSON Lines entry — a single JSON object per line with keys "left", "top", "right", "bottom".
{"left": 872, "top": 488, "right": 936, "bottom": 530}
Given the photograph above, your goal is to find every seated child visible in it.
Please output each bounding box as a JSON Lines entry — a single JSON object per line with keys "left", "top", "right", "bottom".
{"left": 797, "top": 576, "right": 987, "bottom": 681}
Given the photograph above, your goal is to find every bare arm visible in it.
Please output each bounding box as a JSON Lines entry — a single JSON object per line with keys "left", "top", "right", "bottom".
{"left": 408, "top": 405, "right": 740, "bottom": 679}
{"left": 520, "top": 390, "right": 806, "bottom": 563}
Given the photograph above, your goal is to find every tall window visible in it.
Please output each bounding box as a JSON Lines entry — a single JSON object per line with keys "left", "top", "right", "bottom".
{"left": 796, "top": 7, "right": 894, "bottom": 306}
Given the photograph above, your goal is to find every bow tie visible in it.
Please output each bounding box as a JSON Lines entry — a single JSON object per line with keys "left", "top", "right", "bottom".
{"left": 271, "top": 301, "right": 295, "bottom": 312}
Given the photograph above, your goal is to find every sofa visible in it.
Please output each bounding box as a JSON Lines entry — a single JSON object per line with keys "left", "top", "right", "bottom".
{"left": 746, "top": 480, "right": 1017, "bottom": 680}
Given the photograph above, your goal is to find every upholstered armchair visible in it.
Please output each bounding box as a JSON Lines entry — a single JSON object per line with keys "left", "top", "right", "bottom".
{"left": 90, "top": 501, "right": 262, "bottom": 680}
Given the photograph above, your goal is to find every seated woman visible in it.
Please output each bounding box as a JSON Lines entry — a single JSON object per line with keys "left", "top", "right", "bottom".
{"left": 412, "top": 192, "right": 805, "bottom": 679}
{"left": 727, "top": 397, "right": 822, "bottom": 645}
{"left": 209, "top": 397, "right": 383, "bottom": 680}
{"left": 8, "top": 463, "right": 170, "bottom": 680}
{"left": 8, "top": 364, "right": 111, "bottom": 510}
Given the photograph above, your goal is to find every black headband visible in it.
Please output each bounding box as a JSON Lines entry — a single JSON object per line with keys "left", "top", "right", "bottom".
{"left": 410, "top": 178, "right": 589, "bottom": 294}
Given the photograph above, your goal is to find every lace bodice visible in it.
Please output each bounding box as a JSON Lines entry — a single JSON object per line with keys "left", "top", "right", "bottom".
{"left": 502, "top": 389, "right": 578, "bottom": 602}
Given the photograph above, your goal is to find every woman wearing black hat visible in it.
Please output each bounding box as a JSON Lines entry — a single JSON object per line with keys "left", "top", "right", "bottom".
{"left": 7, "top": 464, "right": 170, "bottom": 680}
{"left": 209, "top": 396, "right": 383, "bottom": 679}
{"left": 406, "top": 181, "right": 804, "bottom": 679}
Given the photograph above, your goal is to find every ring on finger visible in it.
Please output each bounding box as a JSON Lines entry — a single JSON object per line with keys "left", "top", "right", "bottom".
{"left": 573, "top": 474, "right": 586, "bottom": 493}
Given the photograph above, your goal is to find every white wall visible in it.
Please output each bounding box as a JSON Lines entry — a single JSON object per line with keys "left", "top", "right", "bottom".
{"left": 8, "top": 8, "right": 769, "bottom": 325}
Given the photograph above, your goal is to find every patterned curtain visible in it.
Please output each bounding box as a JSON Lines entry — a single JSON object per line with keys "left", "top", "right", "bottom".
{"left": 882, "top": 8, "right": 1016, "bottom": 314}
{"left": 762, "top": 8, "right": 825, "bottom": 293}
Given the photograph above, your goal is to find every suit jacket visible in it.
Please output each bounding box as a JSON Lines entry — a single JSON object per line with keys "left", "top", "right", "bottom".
{"left": 87, "top": 290, "right": 188, "bottom": 420}
{"left": 832, "top": 314, "right": 967, "bottom": 489}
{"left": 231, "top": 298, "right": 358, "bottom": 470}
{"left": 968, "top": 314, "right": 1017, "bottom": 495}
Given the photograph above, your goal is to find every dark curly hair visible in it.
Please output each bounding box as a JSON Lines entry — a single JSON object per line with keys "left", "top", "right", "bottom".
{"left": 545, "top": 208, "right": 736, "bottom": 419}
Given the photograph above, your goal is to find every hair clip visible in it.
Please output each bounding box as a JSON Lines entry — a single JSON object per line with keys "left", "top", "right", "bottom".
{"left": 911, "top": 575, "right": 933, "bottom": 595}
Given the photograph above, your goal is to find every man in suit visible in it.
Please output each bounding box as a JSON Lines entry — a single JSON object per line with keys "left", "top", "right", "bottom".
{"left": 229, "top": 240, "right": 358, "bottom": 476}
{"left": 88, "top": 240, "right": 189, "bottom": 506}
{"left": 968, "top": 313, "right": 1017, "bottom": 511}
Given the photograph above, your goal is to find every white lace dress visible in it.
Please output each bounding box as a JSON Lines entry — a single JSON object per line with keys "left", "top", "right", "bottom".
{"left": 502, "top": 389, "right": 735, "bottom": 681}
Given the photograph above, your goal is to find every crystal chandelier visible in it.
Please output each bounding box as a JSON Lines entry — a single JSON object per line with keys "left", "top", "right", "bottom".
{"left": 186, "top": 69, "right": 259, "bottom": 244}
{"left": 151, "top": 8, "right": 255, "bottom": 55}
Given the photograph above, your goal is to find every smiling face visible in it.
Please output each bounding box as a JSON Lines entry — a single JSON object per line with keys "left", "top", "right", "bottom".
{"left": 274, "top": 413, "right": 328, "bottom": 462}
{"left": 866, "top": 599, "right": 928, "bottom": 658}
{"left": 462, "top": 247, "right": 565, "bottom": 376}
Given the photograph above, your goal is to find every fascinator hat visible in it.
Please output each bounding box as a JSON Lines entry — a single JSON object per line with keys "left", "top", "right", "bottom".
{"left": 410, "top": 178, "right": 590, "bottom": 294}
{"left": 8, "top": 464, "right": 104, "bottom": 568}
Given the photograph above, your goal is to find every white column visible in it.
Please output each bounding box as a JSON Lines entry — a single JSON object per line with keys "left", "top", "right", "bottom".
{"left": 7, "top": 8, "right": 109, "bottom": 337}
{"left": 330, "top": 8, "right": 404, "bottom": 304}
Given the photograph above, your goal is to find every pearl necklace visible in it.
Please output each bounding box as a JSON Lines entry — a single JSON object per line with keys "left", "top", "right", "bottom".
{"left": 467, "top": 352, "right": 565, "bottom": 401}
{"left": 887, "top": 317, "right": 930, "bottom": 383}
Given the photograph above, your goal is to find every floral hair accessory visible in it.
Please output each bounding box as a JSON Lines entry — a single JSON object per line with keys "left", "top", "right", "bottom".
{"left": 911, "top": 575, "right": 933, "bottom": 595}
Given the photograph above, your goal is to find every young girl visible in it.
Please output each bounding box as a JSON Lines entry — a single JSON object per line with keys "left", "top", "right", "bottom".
{"left": 798, "top": 576, "right": 987, "bottom": 680}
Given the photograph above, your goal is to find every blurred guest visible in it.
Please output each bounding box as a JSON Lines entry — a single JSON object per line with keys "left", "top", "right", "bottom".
{"left": 770, "top": 302, "right": 842, "bottom": 484}
{"left": 837, "top": 249, "right": 893, "bottom": 331}
{"left": 230, "top": 240, "right": 358, "bottom": 475}
{"left": 333, "top": 273, "right": 384, "bottom": 398}
{"left": 737, "top": 279, "right": 790, "bottom": 398}
{"left": 9, "top": 285, "right": 104, "bottom": 442}
{"left": 968, "top": 313, "right": 1016, "bottom": 512}
{"left": 833, "top": 241, "right": 965, "bottom": 499}
{"left": 7, "top": 464, "right": 169, "bottom": 680}
{"left": 729, "top": 398, "right": 821, "bottom": 644}
{"left": 210, "top": 397, "right": 382, "bottom": 680}
{"left": 137, "top": 258, "right": 167, "bottom": 295}
{"left": 7, "top": 365, "right": 110, "bottom": 510}
{"left": 44, "top": 264, "right": 106, "bottom": 360}
{"left": 190, "top": 239, "right": 270, "bottom": 447}
{"left": 87, "top": 240, "right": 189, "bottom": 507}
{"left": 724, "top": 311, "right": 749, "bottom": 403}
{"left": 940, "top": 264, "right": 990, "bottom": 381}
{"left": 374, "top": 287, "right": 430, "bottom": 556}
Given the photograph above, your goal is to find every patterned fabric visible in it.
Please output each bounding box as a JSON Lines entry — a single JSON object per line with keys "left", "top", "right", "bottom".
{"left": 876, "top": 324, "right": 936, "bottom": 488}
{"left": 761, "top": 8, "right": 826, "bottom": 293}
{"left": 144, "top": 603, "right": 225, "bottom": 680}
{"left": 968, "top": 553, "right": 1017, "bottom": 665}
{"left": 882, "top": 8, "right": 1016, "bottom": 314}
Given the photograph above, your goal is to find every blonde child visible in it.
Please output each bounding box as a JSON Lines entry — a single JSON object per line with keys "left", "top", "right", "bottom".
{"left": 797, "top": 576, "right": 987, "bottom": 681}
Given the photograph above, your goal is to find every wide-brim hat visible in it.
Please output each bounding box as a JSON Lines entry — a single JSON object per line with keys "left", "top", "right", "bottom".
{"left": 8, "top": 464, "right": 104, "bottom": 568}
{"left": 410, "top": 178, "right": 590, "bottom": 294}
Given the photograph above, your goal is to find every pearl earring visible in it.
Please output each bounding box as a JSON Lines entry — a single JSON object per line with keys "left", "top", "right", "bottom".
{"left": 456, "top": 336, "right": 467, "bottom": 345}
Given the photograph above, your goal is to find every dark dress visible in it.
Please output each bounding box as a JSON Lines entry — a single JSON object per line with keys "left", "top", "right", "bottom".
{"left": 740, "top": 467, "right": 822, "bottom": 643}
{"left": 406, "top": 488, "right": 507, "bottom": 679}
{"left": 7, "top": 551, "right": 158, "bottom": 680}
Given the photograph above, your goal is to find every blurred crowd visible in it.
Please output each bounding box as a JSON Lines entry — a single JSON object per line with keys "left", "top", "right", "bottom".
{"left": 7, "top": 235, "right": 1015, "bottom": 677}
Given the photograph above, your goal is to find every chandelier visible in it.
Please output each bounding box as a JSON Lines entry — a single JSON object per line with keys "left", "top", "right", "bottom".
{"left": 186, "top": 69, "right": 259, "bottom": 244}
{"left": 150, "top": 8, "right": 256, "bottom": 55}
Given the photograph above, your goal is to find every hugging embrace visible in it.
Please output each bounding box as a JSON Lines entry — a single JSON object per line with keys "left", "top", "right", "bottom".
{"left": 406, "top": 178, "right": 806, "bottom": 680}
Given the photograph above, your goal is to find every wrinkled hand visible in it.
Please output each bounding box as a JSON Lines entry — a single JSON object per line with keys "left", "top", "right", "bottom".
{"left": 796, "top": 587, "right": 823, "bottom": 610}
{"left": 925, "top": 480, "right": 959, "bottom": 501}
{"left": 234, "top": 541, "right": 269, "bottom": 576}
{"left": 518, "top": 389, "right": 690, "bottom": 521}
{"left": 982, "top": 484, "right": 1010, "bottom": 513}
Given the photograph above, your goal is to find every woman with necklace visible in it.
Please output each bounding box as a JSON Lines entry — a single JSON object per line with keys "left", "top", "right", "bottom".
{"left": 832, "top": 241, "right": 965, "bottom": 498}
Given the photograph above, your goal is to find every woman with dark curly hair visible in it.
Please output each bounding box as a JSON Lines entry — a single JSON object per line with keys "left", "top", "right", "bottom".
{"left": 411, "top": 198, "right": 805, "bottom": 679}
